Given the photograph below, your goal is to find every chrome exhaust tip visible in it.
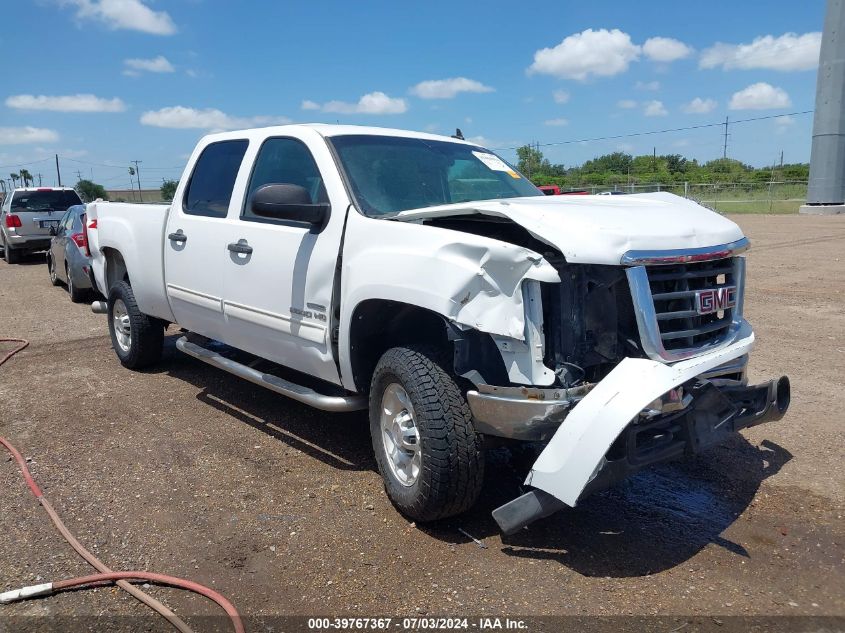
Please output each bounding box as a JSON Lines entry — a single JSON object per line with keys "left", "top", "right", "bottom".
{"left": 90, "top": 300, "right": 107, "bottom": 314}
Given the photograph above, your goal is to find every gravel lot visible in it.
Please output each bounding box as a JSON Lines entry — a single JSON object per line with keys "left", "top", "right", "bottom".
{"left": 1, "top": 214, "right": 843, "bottom": 629}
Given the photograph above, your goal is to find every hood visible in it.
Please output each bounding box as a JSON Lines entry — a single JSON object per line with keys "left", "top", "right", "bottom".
{"left": 393, "top": 192, "right": 745, "bottom": 265}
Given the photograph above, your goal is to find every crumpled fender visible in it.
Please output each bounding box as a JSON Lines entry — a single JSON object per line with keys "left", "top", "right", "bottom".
{"left": 526, "top": 322, "right": 756, "bottom": 506}
{"left": 338, "top": 215, "right": 559, "bottom": 391}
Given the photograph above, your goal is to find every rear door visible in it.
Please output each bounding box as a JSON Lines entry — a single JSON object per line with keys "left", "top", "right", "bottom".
{"left": 163, "top": 138, "right": 249, "bottom": 341}
{"left": 7, "top": 189, "right": 81, "bottom": 238}
{"left": 221, "top": 132, "right": 349, "bottom": 385}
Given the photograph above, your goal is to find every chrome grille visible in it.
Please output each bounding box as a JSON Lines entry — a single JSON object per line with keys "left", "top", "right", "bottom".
{"left": 626, "top": 254, "right": 746, "bottom": 362}
{"left": 648, "top": 259, "right": 736, "bottom": 351}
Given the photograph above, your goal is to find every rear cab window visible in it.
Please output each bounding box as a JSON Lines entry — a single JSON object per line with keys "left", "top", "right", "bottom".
{"left": 183, "top": 140, "right": 249, "bottom": 218}
{"left": 10, "top": 190, "right": 82, "bottom": 213}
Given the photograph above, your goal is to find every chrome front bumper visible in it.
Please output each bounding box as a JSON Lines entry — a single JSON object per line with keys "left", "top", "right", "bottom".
{"left": 467, "top": 355, "right": 748, "bottom": 441}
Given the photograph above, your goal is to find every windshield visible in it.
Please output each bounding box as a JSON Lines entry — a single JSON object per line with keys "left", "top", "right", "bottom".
{"left": 11, "top": 190, "right": 82, "bottom": 213}
{"left": 329, "top": 135, "right": 541, "bottom": 216}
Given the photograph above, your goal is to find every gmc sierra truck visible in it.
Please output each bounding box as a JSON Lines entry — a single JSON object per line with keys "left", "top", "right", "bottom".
{"left": 85, "top": 124, "right": 790, "bottom": 533}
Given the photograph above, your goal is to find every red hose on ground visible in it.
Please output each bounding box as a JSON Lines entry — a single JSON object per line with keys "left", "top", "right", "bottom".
{"left": 53, "top": 572, "right": 244, "bottom": 632}
{"left": 1, "top": 339, "right": 244, "bottom": 633}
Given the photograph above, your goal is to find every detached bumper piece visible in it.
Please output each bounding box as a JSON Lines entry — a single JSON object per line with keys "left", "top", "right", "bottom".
{"left": 492, "top": 376, "right": 790, "bottom": 535}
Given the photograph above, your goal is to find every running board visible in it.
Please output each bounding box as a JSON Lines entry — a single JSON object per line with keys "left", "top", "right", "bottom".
{"left": 175, "top": 336, "right": 367, "bottom": 412}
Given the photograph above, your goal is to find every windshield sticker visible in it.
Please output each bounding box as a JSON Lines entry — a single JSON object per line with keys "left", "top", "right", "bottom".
{"left": 473, "top": 151, "right": 515, "bottom": 173}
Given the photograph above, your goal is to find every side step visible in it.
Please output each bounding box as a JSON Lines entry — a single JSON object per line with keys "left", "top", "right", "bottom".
{"left": 175, "top": 336, "right": 367, "bottom": 413}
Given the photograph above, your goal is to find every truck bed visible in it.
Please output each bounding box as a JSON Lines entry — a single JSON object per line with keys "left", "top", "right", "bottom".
{"left": 86, "top": 202, "right": 175, "bottom": 322}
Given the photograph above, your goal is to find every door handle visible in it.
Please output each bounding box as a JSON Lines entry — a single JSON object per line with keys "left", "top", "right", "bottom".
{"left": 168, "top": 230, "right": 187, "bottom": 243}
{"left": 227, "top": 240, "right": 253, "bottom": 255}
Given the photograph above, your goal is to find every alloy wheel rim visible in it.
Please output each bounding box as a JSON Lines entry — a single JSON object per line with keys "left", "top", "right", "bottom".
{"left": 112, "top": 299, "right": 131, "bottom": 352}
{"left": 379, "top": 383, "right": 421, "bottom": 487}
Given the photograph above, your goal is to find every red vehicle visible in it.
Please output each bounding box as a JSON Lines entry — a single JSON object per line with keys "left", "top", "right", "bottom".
{"left": 538, "top": 185, "right": 590, "bottom": 196}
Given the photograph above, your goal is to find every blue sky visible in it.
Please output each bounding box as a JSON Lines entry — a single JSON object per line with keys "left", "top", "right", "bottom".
{"left": 0, "top": 0, "right": 825, "bottom": 189}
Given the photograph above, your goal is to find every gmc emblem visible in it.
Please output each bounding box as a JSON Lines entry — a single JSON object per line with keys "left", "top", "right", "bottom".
{"left": 695, "top": 286, "right": 737, "bottom": 315}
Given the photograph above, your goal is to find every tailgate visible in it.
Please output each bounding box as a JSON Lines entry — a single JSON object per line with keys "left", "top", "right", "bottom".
{"left": 12, "top": 209, "right": 62, "bottom": 237}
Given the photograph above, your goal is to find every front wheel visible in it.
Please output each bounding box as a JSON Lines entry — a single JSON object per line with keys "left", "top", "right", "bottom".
{"left": 107, "top": 280, "right": 164, "bottom": 369}
{"left": 369, "top": 346, "right": 484, "bottom": 522}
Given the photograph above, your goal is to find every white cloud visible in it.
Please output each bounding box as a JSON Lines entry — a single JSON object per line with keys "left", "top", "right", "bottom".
{"left": 552, "top": 89, "right": 570, "bottom": 104}
{"left": 409, "top": 77, "right": 493, "bottom": 99}
{"left": 642, "top": 37, "right": 693, "bottom": 62}
{"left": 139, "top": 106, "right": 290, "bottom": 130}
{"left": 5, "top": 93, "right": 126, "bottom": 112}
{"left": 300, "top": 100, "right": 321, "bottom": 111}
{"left": 528, "top": 28, "right": 641, "bottom": 80}
{"left": 644, "top": 100, "right": 668, "bottom": 116}
{"left": 617, "top": 143, "right": 634, "bottom": 152}
{"left": 311, "top": 92, "right": 408, "bottom": 115}
{"left": 60, "top": 0, "right": 176, "bottom": 35}
{"left": 700, "top": 32, "right": 821, "bottom": 71}
{"left": 634, "top": 80, "right": 660, "bottom": 91}
{"left": 617, "top": 99, "right": 638, "bottom": 109}
{"left": 123, "top": 55, "right": 174, "bottom": 74}
{"left": 544, "top": 118, "right": 569, "bottom": 126}
{"left": 0, "top": 127, "right": 60, "bottom": 145}
{"left": 682, "top": 97, "right": 718, "bottom": 114}
{"left": 774, "top": 115, "right": 796, "bottom": 134}
{"left": 729, "top": 82, "right": 791, "bottom": 110}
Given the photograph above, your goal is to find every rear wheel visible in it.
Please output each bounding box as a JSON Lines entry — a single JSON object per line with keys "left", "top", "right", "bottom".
{"left": 4, "top": 240, "right": 20, "bottom": 264}
{"left": 369, "top": 346, "right": 484, "bottom": 522}
{"left": 66, "top": 263, "right": 85, "bottom": 302}
{"left": 107, "top": 280, "right": 164, "bottom": 369}
{"left": 48, "top": 255, "right": 61, "bottom": 286}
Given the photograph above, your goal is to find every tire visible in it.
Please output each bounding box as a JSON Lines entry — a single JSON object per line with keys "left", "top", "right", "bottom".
{"left": 107, "top": 280, "right": 164, "bottom": 369}
{"left": 48, "top": 255, "right": 61, "bottom": 286}
{"left": 66, "top": 263, "right": 86, "bottom": 302}
{"left": 369, "top": 346, "right": 484, "bottom": 522}
{"left": 4, "top": 241, "right": 20, "bottom": 264}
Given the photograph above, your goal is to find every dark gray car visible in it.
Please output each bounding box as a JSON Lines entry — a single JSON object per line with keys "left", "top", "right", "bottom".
{"left": 46, "top": 204, "right": 94, "bottom": 302}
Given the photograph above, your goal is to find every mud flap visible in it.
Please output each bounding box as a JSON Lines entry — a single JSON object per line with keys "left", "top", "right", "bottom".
{"left": 524, "top": 325, "right": 756, "bottom": 508}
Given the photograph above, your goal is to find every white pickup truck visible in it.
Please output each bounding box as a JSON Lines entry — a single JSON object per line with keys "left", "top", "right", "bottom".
{"left": 85, "top": 124, "right": 790, "bottom": 533}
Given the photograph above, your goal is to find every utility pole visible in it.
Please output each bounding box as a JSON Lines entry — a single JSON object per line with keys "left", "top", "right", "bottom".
{"left": 722, "top": 117, "right": 729, "bottom": 159}
{"left": 131, "top": 160, "right": 142, "bottom": 198}
{"left": 55, "top": 154, "right": 62, "bottom": 187}
{"left": 802, "top": 0, "right": 845, "bottom": 213}
{"left": 75, "top": 170, "right": 83, "bottom": 182}
{"left": 37, "top": 173, "right": 42, "bottom": 186}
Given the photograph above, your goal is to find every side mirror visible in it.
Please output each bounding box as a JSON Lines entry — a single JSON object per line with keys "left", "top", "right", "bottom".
{"left": 49, "top": 226, "right": 57, "bottom": 236}
{"left": 250, "top": 184, "right": 329, "bottom": 232}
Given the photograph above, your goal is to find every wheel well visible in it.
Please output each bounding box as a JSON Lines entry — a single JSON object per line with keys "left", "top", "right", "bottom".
{"left": 349, "top": 301, "right": 452, "bottom": 392}
{"left": 348, "top": 300, "right": 508, "bottom": 393}
{"left": 102, "top": 248, "right": 129, "bottom": 290}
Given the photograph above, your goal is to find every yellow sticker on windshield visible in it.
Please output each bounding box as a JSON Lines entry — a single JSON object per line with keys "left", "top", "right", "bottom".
{"left": 507, "top": 170, "right": 521, "bottom": 179}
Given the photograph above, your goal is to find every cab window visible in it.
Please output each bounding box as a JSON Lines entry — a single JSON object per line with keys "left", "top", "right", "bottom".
{"left": 183, "top": 140, "right": 249, "bottom": 218}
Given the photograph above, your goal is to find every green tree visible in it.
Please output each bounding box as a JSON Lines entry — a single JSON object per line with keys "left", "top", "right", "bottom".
{"left": 10, "top": 173, "right": 19, "bottom": 188}
{"left": 516, "top": 145, "right": 551, "bottom": 177}
{"left": 18, "top": 168, "right": 33, "bottom": 186}
{"left": 75, "top": 179, "right": 109, "bottom": 202}
{"left": 160, "top": 179, "right": 178, "bottom": 201}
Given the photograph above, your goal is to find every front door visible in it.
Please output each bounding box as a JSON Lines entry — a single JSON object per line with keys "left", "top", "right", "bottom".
{"left": 221, "top": 133, "right": 347, "bottom": 385}
{"left": 164, "top": 138, "right": 249, "bottom": 342}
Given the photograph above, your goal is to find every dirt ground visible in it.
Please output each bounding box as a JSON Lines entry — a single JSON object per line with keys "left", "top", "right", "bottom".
{"left": 1, "top": 214, "right": 843, "bottom": 629}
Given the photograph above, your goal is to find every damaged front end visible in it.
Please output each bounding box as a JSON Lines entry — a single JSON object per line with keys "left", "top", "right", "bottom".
{"left": 461, "top": 239, "right": 791, "bottom": 534}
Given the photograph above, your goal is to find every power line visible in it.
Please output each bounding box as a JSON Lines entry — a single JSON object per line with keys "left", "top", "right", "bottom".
{"left": 491, "top": 110, "right": 814, "bottom": 151}
{"left": 0, "top": 157, "right": 53, "bottom": 170}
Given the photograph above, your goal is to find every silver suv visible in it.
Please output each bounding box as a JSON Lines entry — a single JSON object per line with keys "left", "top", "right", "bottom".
{"left": 1, "top": 187, "right": 83, "bottom": 264}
